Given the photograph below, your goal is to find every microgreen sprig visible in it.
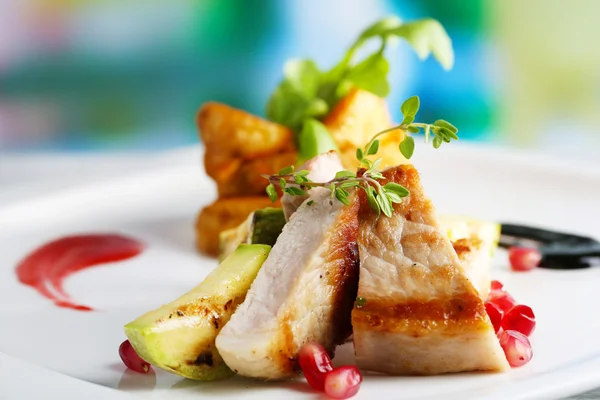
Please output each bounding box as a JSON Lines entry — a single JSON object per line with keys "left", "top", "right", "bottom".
{"left": 266, "top": 16, "right": 454, "bottom": 163}
{"left": 264, "top": 95, "right": 458, "bottom": 217}
{"left": 359, "top": 95, "right": 459, "bottom": 161}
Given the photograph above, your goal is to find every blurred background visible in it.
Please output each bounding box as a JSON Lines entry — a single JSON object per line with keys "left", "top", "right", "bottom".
{"left": 1, "top": 0, "right": 600, "bottom": 159}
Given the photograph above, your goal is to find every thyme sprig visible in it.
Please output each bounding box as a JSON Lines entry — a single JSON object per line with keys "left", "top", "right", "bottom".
{"left": 264, "top": 96, "right": 458, "bottom": 217}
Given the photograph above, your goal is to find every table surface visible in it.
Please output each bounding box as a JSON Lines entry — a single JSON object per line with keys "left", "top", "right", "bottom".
{"left": 0, "top": 146, "right": 598, "bottom": 400}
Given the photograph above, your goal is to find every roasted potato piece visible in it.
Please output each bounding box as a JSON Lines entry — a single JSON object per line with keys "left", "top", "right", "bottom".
{"left": 198, "top": 102, "right": 294, "bottom": 160}
{"left": 216, "top": 151, "right": 297, "bottom": 197}
{"left": 198, "top": 102, "right": 297, "bottom": 197}
{"left": 324, "top": 88, "right": 408, "bottom": 169}
{"left": 196, "top": 196, "right": 281, "bottom": 256}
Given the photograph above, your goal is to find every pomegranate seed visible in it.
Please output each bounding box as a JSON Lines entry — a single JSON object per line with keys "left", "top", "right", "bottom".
{"left": 509, "top": 247, "right": 542, "bottom": 272}
{"left": 490, "top": 280, "right": 504, "bottom": 291}
{"left": 324, "top": 366, "right": 363, "bottom": 399}
{"left": 298, "top": 342, "right": 333, "bottom": 391}
{"left": 499, "top": 330, "right": 533, "bottom": 367}
{"left": 487, "top": 289, "right": 517, "bottom": 313}
{"left": 119, "top": 340, "right": 151, "bottom": 373}
{"left": 502, "top": 304, "right": 536, "bottom": 336}
{"left": 485, "top": 302, "right": 504, "bottom": 333}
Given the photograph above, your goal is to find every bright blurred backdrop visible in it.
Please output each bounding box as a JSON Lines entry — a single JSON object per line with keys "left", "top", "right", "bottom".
{"left": 1, "top": 0, "right": 599, "bottom": 160}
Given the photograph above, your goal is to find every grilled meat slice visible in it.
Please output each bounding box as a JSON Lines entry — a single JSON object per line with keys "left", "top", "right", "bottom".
{"left": 216, "top": 187, "right": 359, "bottom": 379}
{"left": 352, "top": 165, "right": 509, "bottom": 375}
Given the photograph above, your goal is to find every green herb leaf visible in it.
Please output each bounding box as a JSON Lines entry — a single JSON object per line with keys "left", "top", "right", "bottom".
{"left": 376, "top": 191, "right": 393, "bottom": 217}
{"left": 307, "top": 200, "right": 315, "bottom": 206}
{"left": 335, "top": 170, "right": 357, "bottom": 179}
{"left": 278, "top": 165, "right": 295, "bottom": 175}
{"left": 399, "top": 136, "right": 415, "bottom": 159}
{"left": 297, "top": 119, "right": 339, "bottom": 163}
{"left": 402, "top": 115, "right": 415, "bottom": 125}
{"left": 357, "top": 16, "right": 404, "bottom": 43}
{"left": 335, "top": 188, "right": 351, "bottom": 205}
{"left": 383, "top": 182, "right": 410, "bottom": 198}
{"left": 266, "top": 183, "right": 278, "bottom": 203}
{"left": 365, "top": 139, "right": 380, "bottom": 156}
{"left": 346, "top": 53, "right": 390, "bottom": 97}
{"left": 356, "top": 148, "right": 364, "bottom": 161}
{"left": 389, "top": 19, "right": 454, "bottom": 70}
{"left": 279, "top": 177, "right": 287, "bottom": 189}
{"left": 284, "top": 186, "right": 307, "bottom": 196}
{"left": 407, "top": 125, "right": 420, "bottom": 133}
{"left": 369, "top": 171, "right": 384, "bottom": 179}
{"left": 384, "top": 191, "right": 403, "bottom": 203}
{"left": 371, "top": 158, "right": 382, "bottom": 171}
{"left": 433, "top": 134, "right": 443, "bottom": 149}
{"left": 401, "top": 96, "right": 420, "bottom": 119}
{"left": 329, "top": 183, "right": 337, "bottom": 198}
{"left": 304, "top": 98, "right": 329, "bottom": 119}
{"left": 295, "top": 170, "right": 310, "bottom": 177}
{"left": 365, "top": 186, "right": 381, "bottom": 215}
{"left": 283, "top": 59, "right": 321, "bottom": 98}
{"left": 433, "top": 119, "right": 458, "bottom": 134}
{"left": 340, "top": 181, "right": 361, "bottom": 189}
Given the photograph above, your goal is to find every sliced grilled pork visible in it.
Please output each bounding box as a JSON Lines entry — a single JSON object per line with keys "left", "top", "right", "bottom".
{"left": 281, "top": 151, "right": 344, "bottom": 220}
{"left": 352, "top": 165, "right": 509, "bottom": 375}
{"left": 216, "top": 187, "right": 359, "bottom": 379}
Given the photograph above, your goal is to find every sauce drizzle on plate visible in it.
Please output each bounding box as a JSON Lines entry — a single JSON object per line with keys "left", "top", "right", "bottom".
{"left": 15, "top": 234, "right": 144, "bottom": 311}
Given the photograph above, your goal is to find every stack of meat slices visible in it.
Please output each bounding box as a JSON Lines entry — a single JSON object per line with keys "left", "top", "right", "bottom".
{"left": 216, "top": 153, "right": 508, "bottom": 379}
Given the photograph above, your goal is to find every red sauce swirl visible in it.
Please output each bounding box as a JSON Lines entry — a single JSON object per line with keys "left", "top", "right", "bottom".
{"left": 16, "top": 234, "right": 144, "bottom": 311}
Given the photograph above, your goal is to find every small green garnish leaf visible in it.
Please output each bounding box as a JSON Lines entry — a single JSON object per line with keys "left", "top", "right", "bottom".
{"left": 279, "top": 165, "right": 295, "bottom": 175}
{"left": 307, "top": 200, "right": 315, "bottom": 206}
{"left": 369, "top": 171, "right": 384, "bottom": 180}
{"left": 297, "top": 119, "right": 339, "bottom": 163}
{"left": 401, "top": 96, "right": 420, "bottom": 120}
{"left": 340, "top": 181, "right": 361, "bottom": 189}
{"left": 335, "top": 188, "right": 351, "bottom": 205}
{"left": 433, "top": 119, "right": 458, "bottom": 134}
{"left": 284, "top": 187, "right": 307, "bottom": 196}
{"left": 266, "top": 183, "right": 278, "bottom": 203}
{"left": 433, "top": 135, "right": 443, "bottom": 149}
{"left": 356, "top": 148, "right": 364, "bottom": 161}
{"left": 365, "top": 186, "right": 380, "bottom": 216}
{"left": 283, "top": 59, "right": 321, "bottom": 98}
{"left": 294, "top": 175, "right": 306, "bottom": 184}
{"left": 335, "top": 170, "right": 357, "bottom": 179}
{"left": 376, "top": 191, "right": 393, "bottom": 217}
{"left": 399, "top": 136, "right": 415, "bottom": 159}
{"left": 357, "top": 16, "right": 404, "bottom": 43}
{"left": 345, "top": 53, "right": 390, "bottom": 97}
{"left": 383, "top": 182, "right": 410, "bottom": 198}
{"left": 389, "top": 19, "right": 454, "bottom": 70}
{"left": 365, "top": 139, "right": 380, "bottom": 156}
{"left": 356, "top": 297, "right": 367, "bottom": 308}
{"left": 280, "top": 177, "right": 287, "bottom": 189}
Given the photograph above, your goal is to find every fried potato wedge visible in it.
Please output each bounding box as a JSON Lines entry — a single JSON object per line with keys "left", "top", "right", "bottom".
{"left": 196, "top": 196, "right": 281, "bottom": 256}
{"left": 324, "top": 88, "right": 409, "bottom": 169}
{"left": 198, "top": 102, "right": 297, "bottom": 197}
{"left": 216, "top": 151, "right": 297, "bottom": 197}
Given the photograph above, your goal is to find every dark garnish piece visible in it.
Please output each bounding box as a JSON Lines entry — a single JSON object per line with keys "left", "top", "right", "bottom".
{"left": 500, "top": 223, "right": 600, "bottom": 270}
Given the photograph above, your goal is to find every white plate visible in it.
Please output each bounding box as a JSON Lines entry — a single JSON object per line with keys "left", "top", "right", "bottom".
{"left": 1, "top": 144, "right": 599, "bottom": 400}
